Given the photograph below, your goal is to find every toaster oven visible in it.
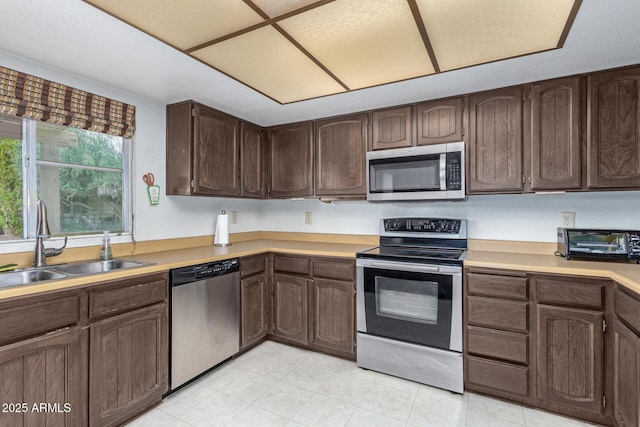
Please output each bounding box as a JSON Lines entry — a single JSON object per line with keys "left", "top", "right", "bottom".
{"left": 557, "top": 228, "right": 640, "bottom": 262}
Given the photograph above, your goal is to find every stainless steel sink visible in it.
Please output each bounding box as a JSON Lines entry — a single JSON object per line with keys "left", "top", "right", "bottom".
{"left": 0, "top": 269, "right": 67, "bottom": 289}
{"left": 0, "top": 259, "right": 154, "bottom": 289}
{"left": 53, "top": 259, "right": 151, "bottom": 275}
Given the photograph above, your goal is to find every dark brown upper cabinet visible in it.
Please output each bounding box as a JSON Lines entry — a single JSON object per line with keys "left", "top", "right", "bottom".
{"left": 314, "top": 113, "right": 368, "bottom": 197}
{"left": 166, "top": 101, "right": 240, "bottom": 197}
{"left": 416, "top": 97, "right": 463, "bottom": 146}
{"left": 370, "top": 106, "right": 413, "bottom": 150}
{"left": 240, "top": 122, "right": 267, "bottom": 198}
{"left": 530, "top": 77, "right": 582, "bottom": 191}
{"left": 467, "top": 87, "right": 524, "bottom": 193}
{"left": 587, "top": 66, "right": 640, "bottom": 189}
{"left": 268, "top": 122, "right": 314, "bottom": 198}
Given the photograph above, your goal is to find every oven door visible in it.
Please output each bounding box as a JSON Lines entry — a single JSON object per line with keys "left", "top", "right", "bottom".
{"left": 356, "top": 258, "right": 462, "bottom": 352}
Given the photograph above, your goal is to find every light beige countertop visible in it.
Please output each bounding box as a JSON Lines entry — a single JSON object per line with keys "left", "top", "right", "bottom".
{"left": 466, "top": 250, "right": 640, "bottom": 295}
{"left": 3, "top": 234, "right": 640, "bottom": 302}
{"left": 0, "top": 238, "right": 375, "bottom": 301}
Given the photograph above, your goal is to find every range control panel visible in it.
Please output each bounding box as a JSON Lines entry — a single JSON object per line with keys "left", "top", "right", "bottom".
{"left": 383, "top": 218, "right": 462, "bottom": 234}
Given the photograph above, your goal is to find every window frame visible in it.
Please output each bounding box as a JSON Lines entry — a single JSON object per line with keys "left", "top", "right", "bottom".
{"left": 16, "top": 118, "right": 132, "bottom": 240}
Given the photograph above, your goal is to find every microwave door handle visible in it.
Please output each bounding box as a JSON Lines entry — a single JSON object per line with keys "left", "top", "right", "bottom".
{"left": 440, "top": 153, "right": 447, "bottom": 190}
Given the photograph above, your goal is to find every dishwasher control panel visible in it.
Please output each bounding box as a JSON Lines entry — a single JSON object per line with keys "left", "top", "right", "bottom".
{"left": 171, "top": 258, "right": 239, "bottom": 286}
{"left": 195, "top": 258, "right": 239, "bottom": 279}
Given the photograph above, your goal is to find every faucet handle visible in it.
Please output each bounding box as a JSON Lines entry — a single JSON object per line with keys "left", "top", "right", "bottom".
{"left": 43, "top": 237, "right": 68, "bottom": 258}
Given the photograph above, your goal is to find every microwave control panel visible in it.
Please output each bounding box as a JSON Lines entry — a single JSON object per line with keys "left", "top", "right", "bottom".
{"left": 446, "top": 152, "right": 462, "bottom": 190}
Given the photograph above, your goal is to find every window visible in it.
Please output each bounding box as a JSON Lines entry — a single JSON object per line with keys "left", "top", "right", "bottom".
{"left": 0, "top": 114, "right": 131, "bottom": 241}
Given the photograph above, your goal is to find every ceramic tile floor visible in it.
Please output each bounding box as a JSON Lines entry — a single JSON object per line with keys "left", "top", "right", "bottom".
{"left": 127, "top": 341, "right": 595, "bottom": 427}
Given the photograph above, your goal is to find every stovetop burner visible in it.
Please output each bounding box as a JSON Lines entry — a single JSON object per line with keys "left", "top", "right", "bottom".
{"left": 357, "top": 245, "right": 466, "bottom": 265}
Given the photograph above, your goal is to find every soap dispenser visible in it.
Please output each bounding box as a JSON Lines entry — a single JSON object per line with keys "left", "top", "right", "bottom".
{"left": 100, "top": 231, "right": 113, "bottom": 260}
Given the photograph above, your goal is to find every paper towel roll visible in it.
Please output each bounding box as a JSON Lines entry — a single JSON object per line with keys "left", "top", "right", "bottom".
{"left": 214, "top": 210, "right": 231, "bottom": 246}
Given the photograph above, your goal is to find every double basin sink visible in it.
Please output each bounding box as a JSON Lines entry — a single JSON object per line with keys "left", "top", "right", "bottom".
{"left": 0, "top": 259, "right": 154, "bottom": 290}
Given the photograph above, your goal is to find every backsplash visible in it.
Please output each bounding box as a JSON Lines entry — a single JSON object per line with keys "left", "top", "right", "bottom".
{"left": 260, "top": 191, "right": 640, "bottom": 242}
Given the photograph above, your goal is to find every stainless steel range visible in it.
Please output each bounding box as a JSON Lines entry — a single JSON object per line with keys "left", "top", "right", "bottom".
{"left": 356, "top": 218, "right": 467, "bottom": 393}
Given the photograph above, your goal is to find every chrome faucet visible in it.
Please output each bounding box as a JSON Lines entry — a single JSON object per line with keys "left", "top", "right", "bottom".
{"left": 32, "top": 199, "right": 67, "bottom": 267}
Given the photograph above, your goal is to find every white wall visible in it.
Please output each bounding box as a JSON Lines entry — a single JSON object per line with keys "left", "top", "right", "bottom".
{"left": 261, "top": 191, "right": 640, "bottom": 242}
{"left": 0, "top": 51, "right": 261, "bottom": 253}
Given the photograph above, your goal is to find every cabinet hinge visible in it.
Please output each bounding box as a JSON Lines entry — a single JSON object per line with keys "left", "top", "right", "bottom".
{"left": 602, "top": 395, "right": 607, "bottom": 409}
{"left": 603, "top": 319, "right": 607, "bottom": 333}
{"left": 190, "top": 179, "right": 194, "bottom": 189}
{"left": 192, "top": 108, "right": 196, "bottom": 117}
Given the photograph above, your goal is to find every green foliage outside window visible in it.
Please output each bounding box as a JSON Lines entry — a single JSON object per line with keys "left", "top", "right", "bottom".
{"left": 0, "top": 137, "right": 22, "bottom": 240}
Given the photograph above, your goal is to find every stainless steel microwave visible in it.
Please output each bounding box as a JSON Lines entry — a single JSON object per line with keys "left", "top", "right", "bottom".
{"left": 366, "top": 141, "right": 465, "bottom": 202}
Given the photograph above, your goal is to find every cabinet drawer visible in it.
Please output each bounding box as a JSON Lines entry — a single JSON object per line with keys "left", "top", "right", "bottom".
{"left": 274, "top": 255, "right": 310, "bottom": 275}
{"left": 466, "top": 355, "right": 529, "bottom": 396}
{"left": 313, "top": 258, "right": 355, "bottom": 281}
{"left": 535, "top": 275, "right": 604, "bottom": 309}
{"left": 467, "top": 326, "right": 528, "bottom": 364}
{"left": 616, "top": 288, "right": 640, "bottom": 334}
{"left": 241, "top": 255, "right": 266, "bottom": 278}
{"left": 467, "top": 296, "right": 528, "bottom": 333}
{"left": 89, "top": 274, "right": 167, "bottom": 319}
{"left": 0, "top": 293, "right": 80, "bottom": 344}
{"left": 467, "top": 273, "right": 528, "bottom": 301}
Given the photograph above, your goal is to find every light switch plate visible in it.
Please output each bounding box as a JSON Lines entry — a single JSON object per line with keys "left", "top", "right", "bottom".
{"left": 305, "top": 211, "right": 312, "bottom": 225}
{"left": 230, "top": 211, "right": 238, "bottom": 224}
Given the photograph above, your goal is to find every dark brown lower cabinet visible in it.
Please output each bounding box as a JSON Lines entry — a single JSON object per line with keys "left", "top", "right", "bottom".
{"left": 464, "top": 269, "right": 532, "bottom": 400}
{"left": 465, "top": 268, "right": 616, "bottom": 425}
{"left": 241, "top": 272, "right": 269, "bottom": 348}
{"left": 89, "top": 303, "right": 168, "bottom": 427}
{"left": 310, "top": 278, "right": 355, "bottom": 358}
{"left": 536, "top": 305, "right": 604, "bottom": 416}
{"left": 614, "top": 320, "right": 640, "bottom": 427}
{"left": 0, "top": 327, "right": 87, "bottom": 427}
{"left": 273, "top": 273, "right": 309, "bottom": 346}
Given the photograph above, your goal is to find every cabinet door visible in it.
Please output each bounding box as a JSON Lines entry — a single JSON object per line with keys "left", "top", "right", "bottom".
{"left": 468, "top": 87, "right": 524, "bottom": 193}
{"left": 614, "top": 319, "right": 640, "bottom": 427}
{"left": 315, "top": 114, "right": 367, "bottom": 197}
{"left": 273, "top": 273, "right": 309, "bottom": 346}
{"left": 241, "top": 122, "right": 266, "bottom": 198}
{"left": 90, "top": 304, "right": 168, "bottom": 427}
{"left": 536, "top": 305, "right": 603, "bottom": 415}
{"left": 310, "top": 278, "right": 355, "bottom": 357}
{"left": 530, "top": 77, "right": 582, "bottom": 190}
{"left": 416, "top": 97, "right": 463, "bottom": 145}
{"left": 166, "top": 101, "right": 194, "bottom": 195}
{"left": 193, "top": 104, "right": 240, "bottom": 196}
{"left": 269, "top": 122, "right": 314, "bottom": 198}
{"left": 241, "top": 273, "right": 268, "bottom": 349}
{"left": 0, "top": 328, "right": 87, "bottom": 427}
{"left": 587, "top": 67, "right": 640, "bottom": 188}
{"left": 370, "top": 106, "right": 413, "bottom": 150}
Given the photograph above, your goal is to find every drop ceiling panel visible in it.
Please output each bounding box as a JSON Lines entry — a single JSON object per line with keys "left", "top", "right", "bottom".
{"left": 86, "top": 0, "right": 264, "bottom": 50}
{"left": 417, "top": 0, "right": 577, "bottom": 71}
{"left": 251, "top": 0, "right": 322, "bottom": 18}
{"left": 192, "top": 26, "right": 346, "bottom": 103}
{"left": 279, "top": 0, "right": 435, "bottom": 89}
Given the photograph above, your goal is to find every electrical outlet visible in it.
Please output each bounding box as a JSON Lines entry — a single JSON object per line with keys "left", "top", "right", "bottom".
{"left": 561, "top": 211, "right": 575, "bottom": 228}
{"left": 230, "top": 211, "right": 238, "bottom": 224}
{"left": 305, "top": 211, "right": 313, "bottom": 225}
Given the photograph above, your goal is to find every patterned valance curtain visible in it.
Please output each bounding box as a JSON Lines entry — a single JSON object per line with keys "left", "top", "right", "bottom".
{"left": 0, "top": 65, "right": 135, "bottom": 138}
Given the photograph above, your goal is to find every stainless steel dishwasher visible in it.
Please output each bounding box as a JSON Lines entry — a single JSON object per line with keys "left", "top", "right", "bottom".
{"left": 169, "top": 258, "right": 240, "bottom": 391}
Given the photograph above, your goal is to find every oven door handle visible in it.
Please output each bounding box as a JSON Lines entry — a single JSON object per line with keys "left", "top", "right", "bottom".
{"left": 357, "top": 258, "right": 461, "bottom": 274}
